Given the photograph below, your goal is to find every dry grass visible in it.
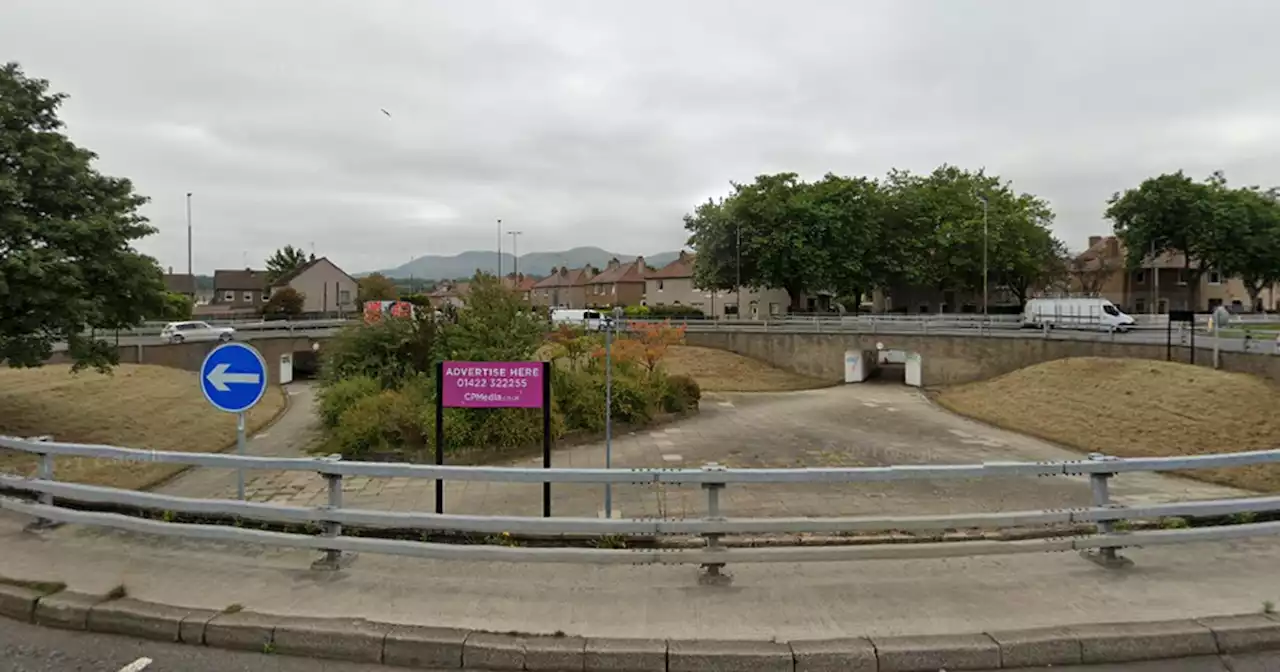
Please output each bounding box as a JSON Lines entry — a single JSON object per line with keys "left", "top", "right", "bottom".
{"left": 664, "top": 345, "right": 828, "bottom": 392}
{"left": 0, "top": 364, "right": 286, "bottom": 490}
{"left": 936, "top": 357, "right": 1280, "bottom": 492}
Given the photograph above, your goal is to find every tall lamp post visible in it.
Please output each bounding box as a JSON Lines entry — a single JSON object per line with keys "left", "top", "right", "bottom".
{"left": 508, "top": 230, "right": 523, "bottom": 280}
{"left": 186, "top": 192, "right": 193, "bottom": 277}
{"left": 977, "top": 194, "right": 989, "bottom": 319}
{"left": 603, "top": 306, "right": 625, "bottom": 518}
{"left": 496, "top": 219, "right": 503, "bottom": 277}
{"left": 735, "top": 224, "right": 742, "bottom": 318}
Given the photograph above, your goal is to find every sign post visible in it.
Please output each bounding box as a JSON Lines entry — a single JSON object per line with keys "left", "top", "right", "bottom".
{"left": 199, "top": 343, "right": 269, "bottom": 500}
{"left": 1168, "top": 310, "right": 1194, "bottom": 364}
{"left": 437, "top": 361, "right": 551, "bottom": 516}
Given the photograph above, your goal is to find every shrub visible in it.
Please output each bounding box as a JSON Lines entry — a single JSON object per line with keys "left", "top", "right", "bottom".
{"left": 332, "top": 388, "right": 424, "bottom": 459}
{"left": 322, "top": 316, "right": 438, "bottom": 389}
{"left": 663, "top": 374, "right": 701, "bottom": 413}
{"left": 317, "top": 376, "right": 381, "bottom": 429}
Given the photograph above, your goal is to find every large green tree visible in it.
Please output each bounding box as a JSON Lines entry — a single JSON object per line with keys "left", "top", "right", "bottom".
{"left": 1106, "top": 171, "right": 1233, "bottom": 309}
{"left": 1217, "top": 185, "right": 1280, "bottom": 312}
{"left": 265, "top": 245, "right": 311, "bottom": 283}
{"left": 357, "top": 272, "right": 398, "bottom": 303}
{"left": 0, "top": 63, "right": 165, "bottom": 370}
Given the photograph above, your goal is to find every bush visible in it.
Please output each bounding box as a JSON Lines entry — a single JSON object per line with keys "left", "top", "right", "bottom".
{"left": 318, "top": 376, "right": 381, "bottom": 428}
{"left": 331, "top": 388, "right": 424, "bottom": 459}
{"left": 663, "top": 374, "right": 701, "bottom": 413}
{"left": 322, "top": 316, "right": 437, "bottom": 389}
{"left": 646, "top": 304, "right": 705, "bottom": 319}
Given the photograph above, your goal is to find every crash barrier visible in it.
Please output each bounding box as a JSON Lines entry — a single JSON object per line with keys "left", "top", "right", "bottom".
{"left": 3, "top": 436, "right": 1280, "bottom": 579}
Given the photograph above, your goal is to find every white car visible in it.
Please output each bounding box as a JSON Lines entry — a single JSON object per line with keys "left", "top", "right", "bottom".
{"left": 160, "top": 321, "right": 236, "bottom": 344}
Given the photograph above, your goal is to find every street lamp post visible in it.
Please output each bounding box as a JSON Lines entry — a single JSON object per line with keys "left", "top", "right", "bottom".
{"left": 735, "top": 224, "right": 742, "bottom": 318}
{"left": 508, "top": 230, "right": 523, "bottom": 280}
{"left": 496, "top": 219, "right": 503, "bottom": 278}
{"left": 977, "top": 194, "right": 989, "bottom": 319}
{"left": 185, "top": 192, "right": 193, "bottom": 277}
{"left": 603, "top": 306, "right": 625, "bottom": 518}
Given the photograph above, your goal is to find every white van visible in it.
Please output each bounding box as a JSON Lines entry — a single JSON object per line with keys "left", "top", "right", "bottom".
{"left": 550, "top": 308, "right": 608, "bottom": 331}
{"left": 1022, "top": 298, "right": 1136, "bottom": 332}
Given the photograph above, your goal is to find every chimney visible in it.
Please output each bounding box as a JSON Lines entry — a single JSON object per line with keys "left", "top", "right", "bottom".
{"left": 678, "top": 251, "right": 689, "bottom": 261}
{"left": 1088, "top": 236, "right": 1102, "bottom": 249}
{"left": 607, "top": 258, "right": 620, "bottom": 270}
{"left": 168, "top": 266, "right": 173, "bottom": 274}
{"left": 1105, "top": 237, "right": 1120, "bottom": 257}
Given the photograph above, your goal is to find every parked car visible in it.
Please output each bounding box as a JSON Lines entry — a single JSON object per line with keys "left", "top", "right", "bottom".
{"left": 550, "top": 308, "right": 609, "bottom": 331}
{"left": 1021, "top": 298, "right": 1135, "bottom": 332}
{"left": 160, "top": 321, "right": 236, "bottom": 344}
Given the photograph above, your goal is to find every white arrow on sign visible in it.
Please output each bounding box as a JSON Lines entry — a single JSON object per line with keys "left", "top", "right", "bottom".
{"left": 206, "top": 363, "right": 262, "bottom": 392}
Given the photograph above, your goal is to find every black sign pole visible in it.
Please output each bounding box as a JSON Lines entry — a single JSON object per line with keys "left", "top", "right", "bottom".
{"left": 435, "top": 361, "right": 445, "bottom": 515}
{"left": 542, "top": 361, "right": 552, "bottom": 518}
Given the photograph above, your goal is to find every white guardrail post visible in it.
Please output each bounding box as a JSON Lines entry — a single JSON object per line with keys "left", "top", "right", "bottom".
{"left": 1082, "top": 452, "right": 1131, "bottom": 569}
{"left": 698, "top": 462, "right": 730, "bottom": 585}
{"left": 29, "top": 436, "right": 57, "bottom": 531}
{"left": 313, "top": 454, "right": 348, "bottom": 570}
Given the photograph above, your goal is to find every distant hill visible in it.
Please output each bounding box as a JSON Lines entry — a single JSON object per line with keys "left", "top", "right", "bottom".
{"left": 372, "top": 247, "right": 683, "bottom": 280}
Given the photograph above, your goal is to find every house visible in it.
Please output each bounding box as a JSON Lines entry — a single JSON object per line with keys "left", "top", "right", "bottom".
{"left": 269, "top": 257, "right": 359, "bottom": 315}
{"left": 427, "top": 281, "right": 470, "bottom": 309}
{"left": 583, "top": 257, "right": 647, "bottom": 307}
{"left": 1069, "top": 235, "right": 1280, "bottom": 313}
{"left": 212, "top": 269, "right": 270, "bottom": 312}
{"left": 645, "top": 251, "right": 791, "bottom": 318}
{"left": 162, "top": 269, "right": 196, "bottom": 299}
{"left": 870, "top": 285, "right": 1021, "bottom": 314}
{"left": 531, "top": 266, "right": 595, "bottom": 309}
{"left": 502, "top": 273, "right": 540, "bottom": 303}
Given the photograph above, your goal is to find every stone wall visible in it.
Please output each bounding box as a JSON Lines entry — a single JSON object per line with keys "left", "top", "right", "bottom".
{"left": 685, "top": 331, "right": 1280, "bottom": 387}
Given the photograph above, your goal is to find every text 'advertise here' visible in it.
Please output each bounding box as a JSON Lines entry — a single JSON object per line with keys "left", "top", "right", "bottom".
{"left": 440, "top": 362, "right": 545, "bottom": 409}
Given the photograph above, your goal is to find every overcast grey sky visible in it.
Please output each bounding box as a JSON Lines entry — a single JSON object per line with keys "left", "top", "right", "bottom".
{"left": 4, "top": 1, "right": 1279, "bottom": 274}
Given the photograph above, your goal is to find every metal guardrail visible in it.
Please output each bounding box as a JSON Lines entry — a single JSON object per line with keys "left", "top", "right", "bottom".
{"left": 3, "top": 436, "right": 1280, "bottom": 575}
{"left": 115, "top": 318, "right": 355, "bottom": 338}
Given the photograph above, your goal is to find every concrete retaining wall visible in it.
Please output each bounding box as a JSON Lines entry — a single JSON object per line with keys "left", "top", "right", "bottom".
{"left": 43, "top": 336, "right": 328, "bottom": 386}
{"left": 686, "top": 331, "right": 1280, "bottom": 387}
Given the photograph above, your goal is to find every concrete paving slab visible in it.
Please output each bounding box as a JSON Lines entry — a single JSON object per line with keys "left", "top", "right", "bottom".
{"left": 667, "top": 639, "right": 793, "bottom": 672}
{"left": 524, "top": 635, "right": 586, "bottom": 671}
{"left": 271, "top": 616, "right": 390, "bottom": 663}
{"left": 789, "top": 637, "right": 877, "bottom": 672}
{"left": 202, "top": 610, "right": 276, "bottom": 653}
{"left": 872, "top": 633, "right": 1001, "bottom": 671}
{"left": 463, "top": 632, "right": 525, "bottom": 670}
{"left": 583, "top": 637, "right": 667, "bottom": 672}
{"left": 382, "top": 624, "right": 468, "bottom": 668}
{"left": 1222, "top": 651, "right": 1280, "bottom": 672}
{"left": 0, "top": 583, "right": 42, "bottom": 623}
{"left": 988, "top": 626, "right": 1082, "bottom": 667}
{"left": 997, "top": 656, "right": 1231, "bottom": 672}
{"left": 1073, "top": 619, "right": 1219, "bottom": 664}
{"left": 1197, "top": 614, "right": 1280, "bottom": 654}
{"left": 86, "top": 597, "right": 193, "bottom": 642}
{"left": 33, "top": 591, "right": 104, "bottom": 631}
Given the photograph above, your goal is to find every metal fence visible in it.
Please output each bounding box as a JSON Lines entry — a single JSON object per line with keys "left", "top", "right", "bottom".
{"left": 3, "top": 436, "right": 1280, "bottom": 575}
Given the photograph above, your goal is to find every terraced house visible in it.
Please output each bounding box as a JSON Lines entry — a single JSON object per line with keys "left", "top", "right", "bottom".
{"left": 645, "top": 251, "right": 790, "bottom": 318}
{"left": 584, "top": 256, "right": 647, "bottom": 307}
{"left": 531, "top": 266, "right": 594, "bottom": 309}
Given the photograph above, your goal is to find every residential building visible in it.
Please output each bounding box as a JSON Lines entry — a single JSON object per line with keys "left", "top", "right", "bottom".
{"left": 427, "top": 281, "right": 470, "bottom": 309}
{"left": 502, "top": 273, "right": 539, "bottom": 303}
{"left": 162, "top": 269, "right": 196, "bottom": 300}
{"left": 212, "top": 269, "right": 270, "bottom": 311}
{"left": 645, "top": 252, "right": 791, "bottom": 318}
{"left": 871, "top": 285, "right": 1021, "bottom": 314}
{"left": 268, "top": 257, "right": 359, "bottom": 314}
{"left": 1069, "top": 235, "right": 1280, "bottom": 313}
{"left": 531, "top": 266, "right": 594, "bottom": 309}
{"left": 584, "top": 257, "right": 647, "bottom": 307}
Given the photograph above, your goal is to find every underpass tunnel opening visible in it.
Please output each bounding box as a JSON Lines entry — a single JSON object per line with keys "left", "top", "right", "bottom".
{"left": 282, "top": 345, "right": 322, "bottom": 384}
{"left": 844, "top": 347, "right": 922, "bottom": 387}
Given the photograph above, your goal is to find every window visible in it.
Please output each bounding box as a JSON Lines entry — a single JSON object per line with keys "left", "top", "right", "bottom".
{"left": 656, "top": 279, "right": 664, "bottom": 291}
{"left": 1135, "top": 298, "right": 1146, "bottom": 313}
{"left": 1208, "top": 270, "right": 1222, "bottom": 285}
{"left": 1134, "top": 270, "right": 1146, "bottom": 284}
{"left": 724, "top": 304, "right": 739, "bottom": 316}
{"left": 1208, "top": 298, "right": 1223, "bottom": 311}
{"left": 1103, "top": 304, "right": 1120, "bottom": 317}
{"left": 769, "top": 302, "right": 781, "bottom": 316}
{"left": 242, "top": 291, "right": 253, "bottom": 302}
{"left": 222, "top": 291, "right": 234, "bottom": 301}
{"left": 339, "top": 290, "right": 351, "bottom": 304}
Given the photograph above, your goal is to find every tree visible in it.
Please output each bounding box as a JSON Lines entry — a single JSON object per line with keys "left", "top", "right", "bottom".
{"left": 0, "top": 63, "right": 166, "bottom": 371}
{"left": 1069, "top": 249, "right": 1123, "bottom": 297}
{"left": 1217, "top": 186, "right": 1280, "bottom": 312}
{"left": 160, "top": 292, "right": 194, "bottom": 321}
{"left": 1106, "top": 171, "right": 1232, "bottom": 310}
{"left": 358, "top": 273, "right": 398, "bottom": 303}
{"left": 685, "top": 173, "right": 837, "bottom": 311}
{"left": 264, "top": 287, "right": 305, "bottom": 318}
{"left": 265, "top": 245, "right": 311, "bottom": 283}
{"left": 438, "top": 273, "right": 542, "bottom": 362}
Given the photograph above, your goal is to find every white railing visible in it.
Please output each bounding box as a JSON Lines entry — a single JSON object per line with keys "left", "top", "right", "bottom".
{"left": 3, "top": 436, "right": 1280, "bottom": 575}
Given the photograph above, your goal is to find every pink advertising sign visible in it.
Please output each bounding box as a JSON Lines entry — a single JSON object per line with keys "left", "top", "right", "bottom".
{"left": 440, "top": 361, "right": 545, "bottom": 409}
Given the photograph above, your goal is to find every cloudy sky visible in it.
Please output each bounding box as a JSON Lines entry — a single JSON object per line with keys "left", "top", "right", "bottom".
{"left": 4, "top": 1, "right": 1279, "bottom": 274}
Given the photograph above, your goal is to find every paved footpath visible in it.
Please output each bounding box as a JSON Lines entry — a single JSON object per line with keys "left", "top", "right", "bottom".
{"left": 161, "top": 381, "right": 1241, "bottom": 521}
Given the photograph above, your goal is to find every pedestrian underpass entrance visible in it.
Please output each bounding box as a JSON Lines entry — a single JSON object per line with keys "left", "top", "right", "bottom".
{"left": 844, "top": 344, "right": 921, "bottom": 387}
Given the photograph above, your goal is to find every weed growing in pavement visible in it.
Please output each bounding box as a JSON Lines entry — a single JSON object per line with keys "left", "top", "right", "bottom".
{"left": 105, "top": 584, "right": 127, "bottom": 600}
{"left": 484, "top": 532, "right": 523, "bottom": 547}
{"left": 1265, "top": 601, "right": 1276, "bottom": 615}
{"left": 262, "top": 642, "right": 276, "bottom": 655}
{"left": 593, "top": 535, "right": 627, "bottom": 549}
{"left": 1159, "top": 516, "right": 1189, "bottom": 529}
{"left": 222, "top": 603, "right": 244, "bottom": 614}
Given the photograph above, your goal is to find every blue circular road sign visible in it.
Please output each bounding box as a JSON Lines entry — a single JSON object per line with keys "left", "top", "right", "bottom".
{"left": 200, "top": 342, "right": 269, "bottom": 413}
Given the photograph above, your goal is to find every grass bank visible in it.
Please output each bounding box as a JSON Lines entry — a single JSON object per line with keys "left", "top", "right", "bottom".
{"left": 0, "top": 364, "right": 286, "bottom": 489}
{"left": 935, "top": 357, "right": 1280, "bottom": 492}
